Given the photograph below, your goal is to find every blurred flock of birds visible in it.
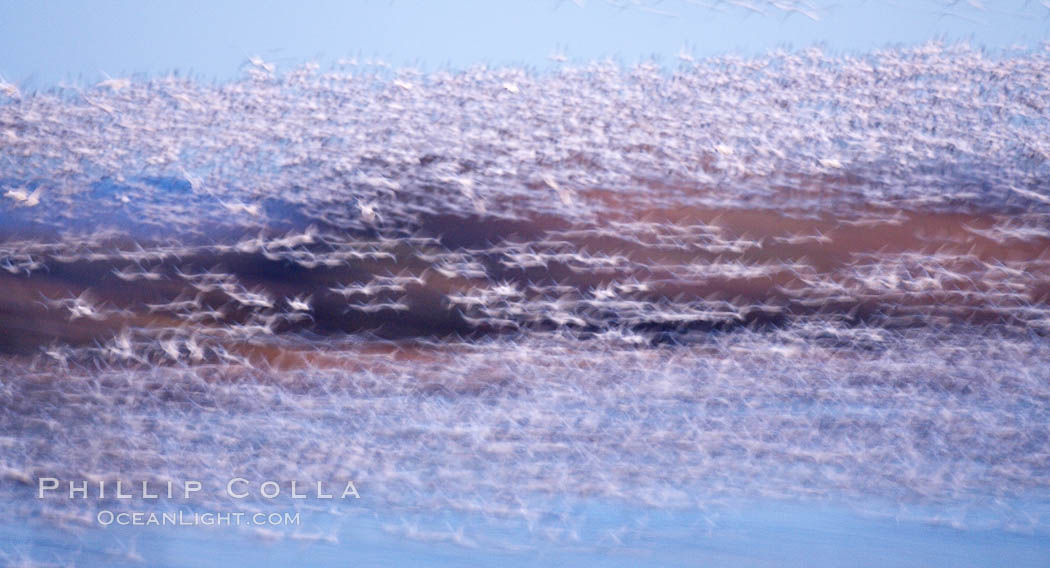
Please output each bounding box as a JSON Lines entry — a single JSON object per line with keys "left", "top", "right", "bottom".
{"left": 2, "top": 42, "right": 1050, "bottom": 553}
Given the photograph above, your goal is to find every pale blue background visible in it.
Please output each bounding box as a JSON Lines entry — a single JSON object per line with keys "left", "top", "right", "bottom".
{"left": 1, "top": 0, "right": 1049, "bottom": 87}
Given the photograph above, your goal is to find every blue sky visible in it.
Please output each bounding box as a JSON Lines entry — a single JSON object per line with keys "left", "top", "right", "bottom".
{"left": 1, "top": 0, "right": 1049, "bottom": 86}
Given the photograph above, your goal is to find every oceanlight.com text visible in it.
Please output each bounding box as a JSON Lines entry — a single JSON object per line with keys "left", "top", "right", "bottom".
{"left": 96, "top": 510, "right": 302, "bottom": 527}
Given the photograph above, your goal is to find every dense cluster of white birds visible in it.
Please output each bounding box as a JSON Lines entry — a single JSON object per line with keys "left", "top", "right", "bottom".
{"left": 3, "top": 329, "right": 1050, "bottom": 551}
{"left": 1, "top": 44, "right": 1049, "bottom": 231}
{"left": 1, "top": 44, "right": 1050, "bottom": 555}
